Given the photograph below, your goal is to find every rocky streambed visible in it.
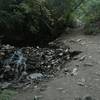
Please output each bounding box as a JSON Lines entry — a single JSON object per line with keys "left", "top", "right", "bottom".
{"left": 0, "top": 41, "right": 79, "bottom": 89}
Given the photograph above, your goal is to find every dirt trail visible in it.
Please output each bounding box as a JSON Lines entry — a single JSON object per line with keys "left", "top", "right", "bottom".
{"left": 13, "top": 31, "right": 100, "bottom": 100}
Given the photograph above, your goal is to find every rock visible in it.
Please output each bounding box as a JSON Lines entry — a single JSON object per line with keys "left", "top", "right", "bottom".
{"left": 33, "top": 95, "right": 43, "bottom": 100}
{"left": 77, "top": 39, "right": 82, "bottom": 42}
{"left": 0, "top": 52, "right": 5, "bottom": 59}
{"left": 1, "top": 82, "right": 11, "bottom": 89}
{"left": 0, "top": 44, "right": 71, "bottom": 88}
{"left": 75, "top": 64, "right": 80, "bottom": 67}
{"left": 34, "top": 85, "right": 38, "bottom": 89}
{"left": 64, "top": 68, "right": 71, "bottom": 75}
{"left": 69, "top": 39, "right": 77, "bottom": 43}
{"left": 83, "top": 63, "right": 93, "bottom": 67}
{"left": 83, "top": 96, "right": 96, "bottom": 100}
{"left": 33, "top": 96, "right": 39, "bottom": 100}
{"left": 70, "top": 51, "right": 82, "bottom": 58}
{"left": 0, "top": 52, "right": 5, "bottom": 56}
{"left": 18, "top": 71, "right": 28, "bottom": 81}
{"left": 58, "top": 52, "right": 63, "bottom": 56}
{"left": 81, "top": 42, "right": 86, "bottom": 45}
{"left": 71, "top": 68, "right": 78, "bottom": 76}
{"left": 77, "top": 82, "right": 85, "bottom": 86}
{"left": 3, "top": 44, "right": 14, "bottom": 50}
{"left": 28, "top": 73, "right": 43, "bottom": 80}
{"left": 4, "top": 65, "right": 11, "bottom": 72}
{"left": 47, "top": 65, "right": 51, "bottom": 68}
{"left": 22, "top": 71, "right": 28, "bottom": 76}
{"left": 73, "top": 56, "right": 79, "bottom": 60}
{"left": 75, "top": 96, "right": 96, "bottom": 100}
{"left": 77, "top": 78, "right": 86, "bottom": 87}
{"left": 79, "top": 56, "right": 86, "bottom": 61}
{"left": 65, "top": 49, "right": 69, "bottom": 53}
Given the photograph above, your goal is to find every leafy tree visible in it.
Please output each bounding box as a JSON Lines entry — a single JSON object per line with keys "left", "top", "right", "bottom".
{"left": 0, "top": 0, "right": 86, "bottom": 46}
{"left": 74, "top": 0, "right": 100, "bottom": 34}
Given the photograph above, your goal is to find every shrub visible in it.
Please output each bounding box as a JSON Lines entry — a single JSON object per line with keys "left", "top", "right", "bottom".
{"left": 0, "top": 0, "right": 85, "bottom": 46}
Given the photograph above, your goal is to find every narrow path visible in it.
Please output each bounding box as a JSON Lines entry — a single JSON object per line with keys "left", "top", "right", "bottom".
{"left": 13, "top": 32, "right": 100, "bottom": 100}
{"left": 40, "top": 33, "right": 100, "bottom": 100}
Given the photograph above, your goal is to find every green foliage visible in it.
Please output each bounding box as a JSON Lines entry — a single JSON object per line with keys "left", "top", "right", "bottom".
{"left": 0, "top": 0, "right": 88, "bottom": 45}
{"left": 0, "top": 89, "right": 17, "bottom": 100}
{"left": 74, "top": 0, "right": 100, "bottom": 34}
